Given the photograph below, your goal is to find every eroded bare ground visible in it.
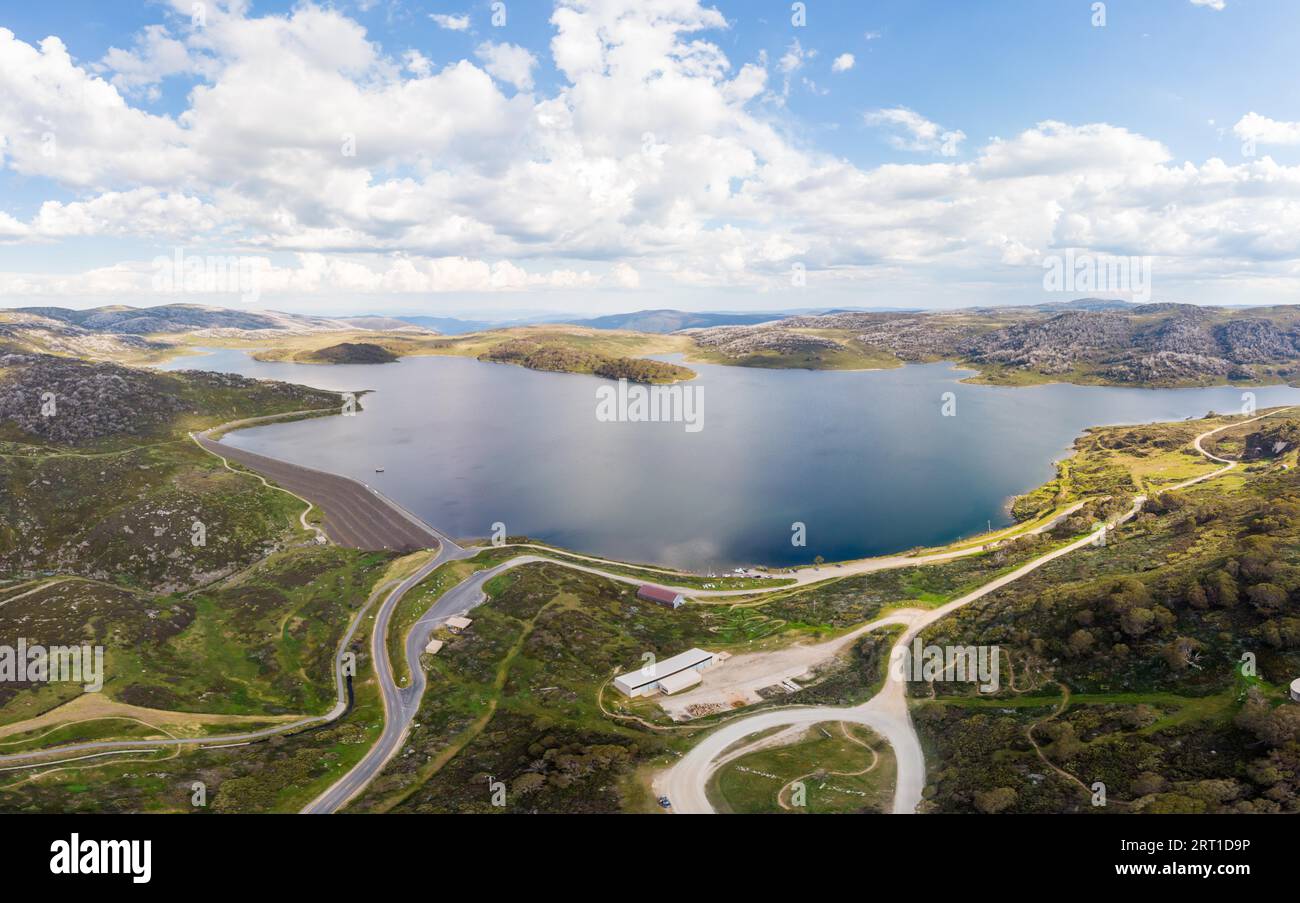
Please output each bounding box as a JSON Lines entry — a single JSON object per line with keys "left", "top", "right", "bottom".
{"left": 657, "top": 612, "right": 921, "bottom": 721}
{"left": 0, "top": 693, "right": 298, "bottom": 743}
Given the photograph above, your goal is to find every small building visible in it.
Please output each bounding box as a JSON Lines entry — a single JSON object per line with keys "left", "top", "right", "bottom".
{"left": 637, "top": 584, "right": 685, "bottom": 610}
{"left": 1291, "top": 677, "right": 1300, "bottom": 703}
{"left": 656, "top": 669, "right": 702, "bottom": 695}
{"left": 446, "top": 616, "right": 473, "bottom": 634}
{"left": 613, "top": 648, "right": 718, "bottom": 698}
{"left": 424, "top": 638, "right": 444, "bottom": 655}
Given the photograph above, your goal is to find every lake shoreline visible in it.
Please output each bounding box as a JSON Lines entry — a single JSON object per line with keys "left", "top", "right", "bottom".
{"left": 157, "top": 348, "right": 1300, "bottom": 571}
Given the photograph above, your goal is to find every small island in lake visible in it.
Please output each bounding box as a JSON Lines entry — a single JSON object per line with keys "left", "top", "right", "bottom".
{"left": 255, "top": 341, "right": 400, "bottom": 365}
{"left": 478, "top": 337, "right": 695, "bottom": 383}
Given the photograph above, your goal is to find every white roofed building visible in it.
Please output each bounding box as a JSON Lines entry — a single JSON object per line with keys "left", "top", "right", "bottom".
{"left": 613, "top": 648, "right": 719, "bottom": 698}
{"left": 656, "top": 669, "right": 703, "bottom": 695}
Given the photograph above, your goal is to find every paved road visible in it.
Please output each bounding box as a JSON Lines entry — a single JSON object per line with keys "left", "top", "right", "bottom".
{"left": 303, "top": 551, "right": 666, "bottom": 813}
{"left": 301, "top": 538, "right": 484, "bottom": 813}
{"left": 194, "top": 431, "right": 441, "bottom": 552}
{"left": 0, "top": 412, "right": 450, "bottom": 771}
{"left": 656, "top": 410, "right": 1292, "bottom": 814}
{"left": 9, "top": 408, "right": 1284, "bottom": 807}
{"left": 0, "top": 541, "right": 467, "bottom": 777}
{"left": 656, "top": 496, "right": 1147, "bottom": 814}
{"left": 611, "top": 500, "right": 1088, "bottom": 600}
{"left": 0, "top": 559, "right": 408, "bottom": 770}
{"left": 301, "top": 555, "right": 546, "bottom": 813}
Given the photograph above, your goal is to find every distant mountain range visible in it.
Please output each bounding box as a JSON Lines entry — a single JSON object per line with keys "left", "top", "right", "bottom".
{"left": 9, "top": 300, "right": 1300, "bottom": 388}
{"left": 5, "top": 304, "right": 428, "bottom": 336}
{"left": 387, "top": 315, "right": 498, "bottom": 335}
{"left": 1027, "top": 297, "right": 1140, "bottom": 313}
{"left": 392, "top": 306, "right": 920, "bottom": 335}
{"left": 698, "top": 301, "right": 1300, "bottom": 385}
{"left": 559, "top": 309, "right": 785, "bottom": 333}
{"left": 0, "top": 304, "right": 432, "bottom": 360}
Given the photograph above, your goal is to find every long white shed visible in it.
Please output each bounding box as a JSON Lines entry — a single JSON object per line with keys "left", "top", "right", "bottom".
{"left": 613, "top": 648, "right": 718, "bottom": 698}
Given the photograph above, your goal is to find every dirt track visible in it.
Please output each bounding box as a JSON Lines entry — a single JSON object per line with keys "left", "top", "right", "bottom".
{"left": 656, "top": 410, "right": 1291, "bottom": 815}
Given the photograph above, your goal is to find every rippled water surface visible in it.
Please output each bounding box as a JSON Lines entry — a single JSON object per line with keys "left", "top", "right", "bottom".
{"left": 161, "top": 349, "right": 1300, "bottom": 570}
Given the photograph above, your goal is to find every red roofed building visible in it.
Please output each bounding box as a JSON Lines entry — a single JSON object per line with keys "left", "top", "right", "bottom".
{"left": 637, "top": 584, "right": 685, "bottom": 610}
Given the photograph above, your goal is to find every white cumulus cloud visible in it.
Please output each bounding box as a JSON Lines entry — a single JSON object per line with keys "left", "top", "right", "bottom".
{"left": 866, "top": 107, "right": 965, "bottom": 157}
{"left": 2, "top": 0, "right": 1300, "bottom": 310}
{"left": 475, "top": 41, "right": 538, "bottom": 91}
{"left": 1233, "top": 112, "right": 1300, "bottom": 146}
{"left": 430, "top": 13, "right": 471, "bottom": 31}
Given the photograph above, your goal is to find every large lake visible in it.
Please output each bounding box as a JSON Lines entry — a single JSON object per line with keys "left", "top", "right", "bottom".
{"left": 159, "top": 349, "right": 1300, "bottom": 571}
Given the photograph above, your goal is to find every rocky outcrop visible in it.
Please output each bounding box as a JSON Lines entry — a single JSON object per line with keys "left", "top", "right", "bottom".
{"left": 1214, "top": 318, "right": 1299, "bottom": 363}
{"left": 0, "top": 353, "right": 332, "bottom": 445}
{"left": 689, "top": 326, "right": 843, "bottom": 356}
{"left": 0, "top": 353, "right": 188, "bottom": 443}
{"left": 1101, "top": 352, "right": 1237, "bottom": 384}
{"left": 957, "top": 312, "right": 1127, "bottom": 374}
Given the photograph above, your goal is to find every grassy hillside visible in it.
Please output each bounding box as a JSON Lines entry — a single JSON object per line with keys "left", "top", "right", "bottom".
{"left": 0, "top": 354, "right": 345, "bottom": 589}
{"left": 247, "top": 324, "right": 697, "bottom": 382}
{"left": 912, "top": 411, "right": 1300, "bottom": 814}
{"left": 0, "top": 554, "right": 407, "bottom": 814}
{"left": 686, "top": 324, "right": 904, "bottom": 371}
{"left": 242, "top": 330, "right": 447, "bottom": 362}
{"left": 347, "top": 549, "right": 927, "bottom": 814}
{"left": 0, "top": 355, "right": 410, "bottom": 811}
{"left": 742, "top": 304, "right": 1300, "bottom": 387}
{"left": 1009, "top": 416, "right": 1226, "bottom": 521}
{"left": 478, "top": 337, "right": 694, "bottom": 383}
{"left": 12, "top": 300, "right": 1300, "bottom": 389}
{"left": 0, "top": 549, "right": 393, "bottom": 729}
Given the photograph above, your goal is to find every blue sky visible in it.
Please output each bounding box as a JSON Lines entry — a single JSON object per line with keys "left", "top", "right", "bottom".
{"left": 9, "top": 1, "right": 1298, "bottom": 165}
{"left": 1, "top": 0, "right": 1299, "bottom": 316}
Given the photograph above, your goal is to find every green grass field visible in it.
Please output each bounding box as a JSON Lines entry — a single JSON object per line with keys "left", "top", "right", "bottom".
{"left": 709, "top": 722, "right": 896, "bottom": 814}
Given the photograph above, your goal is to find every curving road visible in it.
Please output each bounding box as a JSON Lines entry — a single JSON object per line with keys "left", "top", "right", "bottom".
{"left": 6, "top": 408, "right": 1285, "bottom": 812}
{"left": 296, "top": 510, "right": 1123, "bottom": 814}
{"left": 656, "top": 409, "right": 1291, "bottom": 814}
{"left": 302, "top": 552, "right": 691, "bottom": 813}
{"left": 301, "top": 538, "right": 482, "bottom": 813}
{"left": 1, "top": 411, "right": 455, "bottom": 772}
{"left": 656, "top": 496, "right": 1146, "bottom": 814}
{"left": 0, "top": 557, "right": 411, "bottom": 770}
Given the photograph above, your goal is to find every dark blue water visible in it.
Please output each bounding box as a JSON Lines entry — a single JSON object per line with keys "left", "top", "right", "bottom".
{"left": 159, "top": 349, "right": 1300, "bottom": 571}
